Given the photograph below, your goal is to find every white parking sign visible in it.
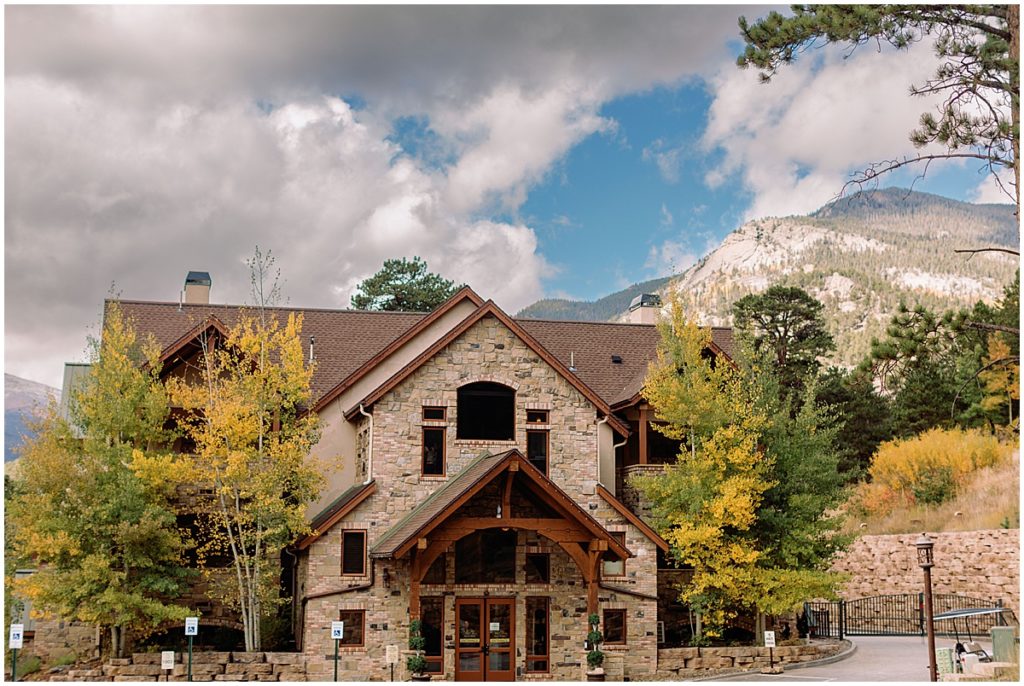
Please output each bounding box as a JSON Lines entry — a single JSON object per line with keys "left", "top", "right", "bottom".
{"left": 9, "top": 623, "right": 24, "bottom": 649}
{"left": 161, "top": 651, "right": 175, "bottom": 670}
{"left": 185, "top": 617, "right": 199, "bottom": 636}
{"left": 331, "top": 621, "right": 345, "bottom": 640}
{"left": 764, "top": 630, "right": 776, "bottom": 648}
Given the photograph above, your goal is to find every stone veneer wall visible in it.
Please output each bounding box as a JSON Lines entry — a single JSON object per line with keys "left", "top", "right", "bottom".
{"left": 656, "top": 642, "right": 844, "bottom": 679}
{"left": 300, "top": 316, "right": 660, "bottom": 681}
{"left": 26, "top": 619, "right": 99, "bottom": 662}
{"left": 54, "top": 652, "right": 306, "bottom": 682}
{"left": 830, "top": 530, "right": 1020, "bottom": 614}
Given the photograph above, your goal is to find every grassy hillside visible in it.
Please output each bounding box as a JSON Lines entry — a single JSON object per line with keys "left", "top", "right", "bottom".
{"left": 845, "top": 458, "right": 1019, "bottom": 535}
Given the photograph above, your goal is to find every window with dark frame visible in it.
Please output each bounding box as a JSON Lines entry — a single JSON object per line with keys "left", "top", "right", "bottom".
{"left": 525, "top": 597, "right": 550, "bottom": 672}
{"left": 340, "top": 530, "right": 366, "bottom": 576}
{"left": 526, "top": 409, "right": 549, "bottom": 424}
{"left": 456, "top": 382, "right": 515, "bottom": 440}
{"left": 421, "top": 597, "right": 444, "bottom": 673}
{"left": 337, "top": 609, "right": 365, "bottom": 647}
{"left": 422, "top": 406, "right": 446, "bottom": 421}
{"left": 602, "top": 531, "right": 626, "bottom": 577}
{"left": 603, "top": 608, "right": 627, "bottom": 645}
{"left": 525, "top": 553, "right": 550, "bottom": 583}
{"left": 422, "top": 426, "right": 445, "bottom": 475}
{"left": 526, "top": 430, "right": 548, "bottom": 474}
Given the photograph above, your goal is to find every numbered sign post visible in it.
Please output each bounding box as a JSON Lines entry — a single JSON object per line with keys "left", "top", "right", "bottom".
{"left": 764, "top": 630, "right": 776, "bottom": 668}
{"left": 9, "top": 623, "right": 24, "bottom": 682}
{"left": 185, "top": 617, "right": 199, "bottom": 682}
{"left": 161, "top": 651, "right": 175, "bottom": 672}
{"left": 331, "top": 621, "right": 345, "bottom": 682}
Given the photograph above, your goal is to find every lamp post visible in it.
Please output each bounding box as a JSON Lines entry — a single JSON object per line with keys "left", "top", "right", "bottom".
{"left": 916, "top": 533, "right": 937, "bottom": 682}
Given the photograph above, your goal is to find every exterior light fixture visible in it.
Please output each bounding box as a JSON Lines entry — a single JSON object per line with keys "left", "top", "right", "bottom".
{"left": 915, "top": 533, "right": 937, "bottom": 682}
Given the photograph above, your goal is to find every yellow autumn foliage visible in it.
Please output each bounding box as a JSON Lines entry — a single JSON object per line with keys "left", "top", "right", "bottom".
{"left": 856, "top": 427, "right": 1011, "bottom": 515}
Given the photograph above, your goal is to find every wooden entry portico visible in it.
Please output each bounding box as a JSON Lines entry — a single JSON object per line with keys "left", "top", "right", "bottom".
{"left": 370, "top": 449, "right": 632, "bottom": 627}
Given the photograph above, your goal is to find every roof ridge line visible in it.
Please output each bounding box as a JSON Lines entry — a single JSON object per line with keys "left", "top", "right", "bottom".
{"left": 111, "top": 299, "right": 430, "bottom": 316}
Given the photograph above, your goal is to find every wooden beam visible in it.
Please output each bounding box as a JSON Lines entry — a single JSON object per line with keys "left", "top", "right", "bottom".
{"left": 559, "top": 541, "right": 593, "bottom": 582}
{"left": 587, "top": 549, "right": 602, "bottom": 616}
{"left": 588, "top": 539, "right": 608, "bottom": 552}
{"left": 415, "top": 540, "right": 451, "bottom": 581}
{"left": 502, "top": 468, "right": 515, "bottom": 519}
{"left": 410, "top": 550, "right": 421, "bottom": 620}
{"left": 417, "top": 537, "right": 429, "bottom": 551}
{"left": 639, "top": 407, "right": 649, "bottom": 465}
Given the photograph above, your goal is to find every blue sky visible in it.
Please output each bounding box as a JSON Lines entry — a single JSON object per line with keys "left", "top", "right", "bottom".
{"left": 5, "top": 5, "right": 1009, "bottom": 386}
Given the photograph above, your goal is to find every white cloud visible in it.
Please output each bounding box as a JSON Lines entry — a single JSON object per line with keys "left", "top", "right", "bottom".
{"left": 660, "top": 204, "right": 675, "bottom": 227}
{"left": 642, "top": 139, "right": 684, "bottom": 184}
{"left": 702, "top": 44, "right": 947, "bottom": 219}
{"left": 969, "top": 169, "right": 1016, "bottom": 205}
{"left": 5, "top": 5, "right": 754, "bottom": 386}
{"left": 645, "top": 240, "right": 697, "bottom": 277}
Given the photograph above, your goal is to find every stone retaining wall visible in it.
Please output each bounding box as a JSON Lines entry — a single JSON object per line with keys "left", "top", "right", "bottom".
{"left": 830, "top": 530, "right": 1020, "bottom": 614}
{"left": 656, "top": 641, "right": 843, "bottom": 679}
{"left": 55, "top": 652, "right": 307, "bottom": 682}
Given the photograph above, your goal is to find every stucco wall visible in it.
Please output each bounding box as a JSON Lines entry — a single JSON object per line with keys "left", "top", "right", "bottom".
{"left": 830, "top": 529, "right": 1020, "bottom": 614}
{"left": 299, "top": 315, "right": 659, "bottom": 681}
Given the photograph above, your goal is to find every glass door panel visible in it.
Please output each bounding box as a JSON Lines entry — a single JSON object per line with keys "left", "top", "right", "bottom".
{"left": 455, "top": 600, "right": 484, "bottom": 681}
{"left": 485, "top": 599, "right": 515, "bottom": 681}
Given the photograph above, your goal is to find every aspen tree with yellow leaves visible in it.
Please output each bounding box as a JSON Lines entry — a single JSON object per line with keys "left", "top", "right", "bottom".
{"left": 168, "top": 248, "right": 323, "bottom": 652}
{"left": 6, "top": 303, "right": 190, "bottom": 657}
{"left": 633, "top": 297, "right": 845, "bottom": 641}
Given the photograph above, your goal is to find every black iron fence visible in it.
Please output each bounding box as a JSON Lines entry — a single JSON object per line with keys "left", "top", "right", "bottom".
{"left": 802, "top": 594, "right": 1008, "bottom": 639}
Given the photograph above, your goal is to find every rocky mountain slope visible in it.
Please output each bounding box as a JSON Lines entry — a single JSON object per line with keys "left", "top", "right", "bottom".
{"left": 519, "top": 188, "right": 1018, "bottom": 369}
{"left": 637, "top": 188, "right": 1019, "bottom": 367}
{"left": 5, "top": 374, "right": 59, "bottom": 462}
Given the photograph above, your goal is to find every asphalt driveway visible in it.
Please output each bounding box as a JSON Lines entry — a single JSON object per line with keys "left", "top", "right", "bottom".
{"left": 711, "top": 635, "right": 983, "bottom": 682}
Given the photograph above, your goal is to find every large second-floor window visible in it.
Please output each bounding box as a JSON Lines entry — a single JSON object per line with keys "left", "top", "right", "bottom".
{"left": 455, "top": 529, "right": 516, "bottom": 583}
{"left": 457, "top": 382, "right": 515, "bottom": 440}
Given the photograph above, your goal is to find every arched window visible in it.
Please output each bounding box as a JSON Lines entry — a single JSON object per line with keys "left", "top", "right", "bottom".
{"left": 457, "top": 382, "right": 515, "bottom": 440}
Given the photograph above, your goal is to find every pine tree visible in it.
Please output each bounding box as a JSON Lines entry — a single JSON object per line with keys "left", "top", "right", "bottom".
{"left": 351, "top": 256, "right": 463, "bottom": 312}
{"left": 738, "top": 5, "right": 1019, "bottom": 210}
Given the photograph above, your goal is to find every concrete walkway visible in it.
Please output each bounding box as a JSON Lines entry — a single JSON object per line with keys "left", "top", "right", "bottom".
{"left": 711, "top": 635, "right": 982, "bottom": 682}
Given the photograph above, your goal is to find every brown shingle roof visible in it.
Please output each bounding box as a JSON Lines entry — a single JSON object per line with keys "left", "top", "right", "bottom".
{"left": 116, "top": 300, "right": 425, "bottom": 404}
{"left": 116, "top": 299, "right": 733, "bottom": 410}
{"left": 520, "top": 319, "right": 734, "bottom": 408}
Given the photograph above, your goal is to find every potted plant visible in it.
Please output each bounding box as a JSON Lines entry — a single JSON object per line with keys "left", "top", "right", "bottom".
{"left": 585, "top": 613, "right": 605, "bottom": 681}
{"left": 407, "top": 619, "right": 431, "bottom": 681}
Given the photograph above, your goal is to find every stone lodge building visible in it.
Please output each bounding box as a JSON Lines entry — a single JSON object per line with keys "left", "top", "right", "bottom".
{"left": 103, "top": 279, "right": 734, "bottom": 681}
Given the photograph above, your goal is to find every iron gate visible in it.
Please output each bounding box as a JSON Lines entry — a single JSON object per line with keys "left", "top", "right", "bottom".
{"left": 802, "top": 594, "right": 1006, "bottom": 639}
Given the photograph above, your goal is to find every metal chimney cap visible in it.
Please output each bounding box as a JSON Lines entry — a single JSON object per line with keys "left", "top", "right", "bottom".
{"left": 185, "top": 271, "right": 212, "bottom": 286}
{"left": 629, "top": 293, "right": 662, "bottom": 311}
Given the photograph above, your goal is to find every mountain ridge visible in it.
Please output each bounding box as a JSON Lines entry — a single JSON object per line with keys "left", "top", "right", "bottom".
{"left": 520, "top": 188, "right": 1018, "bottom": 368}
{"left": 5, "top": 373, "right": 60, "bottom": 463}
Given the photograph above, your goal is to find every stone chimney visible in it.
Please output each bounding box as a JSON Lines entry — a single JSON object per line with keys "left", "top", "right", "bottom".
{"left": 627, "top": 293, "right": 661, "bottom": 325}
{"left": 184, "top": 271, "right": 212, "bottom": 305}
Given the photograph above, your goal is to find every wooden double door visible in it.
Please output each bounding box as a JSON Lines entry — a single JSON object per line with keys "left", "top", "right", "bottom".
{"left": 455, "top": 598, "right": 515, "bottom": 681}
